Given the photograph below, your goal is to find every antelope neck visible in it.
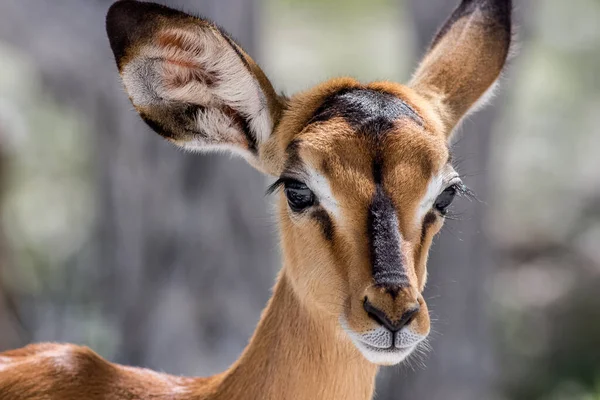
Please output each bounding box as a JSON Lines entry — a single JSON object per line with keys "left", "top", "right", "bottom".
{"left": 194, "top": 273, "right": 378, "bottom": 400}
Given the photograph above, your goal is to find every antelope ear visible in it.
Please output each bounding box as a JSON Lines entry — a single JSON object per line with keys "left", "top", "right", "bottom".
{"left": 410, "top": 0, "right": 512, "bottom": 135}
{"left": 105, "top": 0, "right": 283, "bottom": 164}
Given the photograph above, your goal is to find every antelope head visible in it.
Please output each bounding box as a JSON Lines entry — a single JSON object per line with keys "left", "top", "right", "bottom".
{"left": 106, "top": 0, "right": 511, "bottom": 366}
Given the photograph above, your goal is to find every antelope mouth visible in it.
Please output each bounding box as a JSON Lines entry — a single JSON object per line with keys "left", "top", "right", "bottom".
{"left": 340, "top": 317, "right": 425, "bottom": 365}
{"left": 358, "top": 340, "right": 414, "bottom": 352}
{"left": 352, "top": 338, "right": 416, "bottom": 366}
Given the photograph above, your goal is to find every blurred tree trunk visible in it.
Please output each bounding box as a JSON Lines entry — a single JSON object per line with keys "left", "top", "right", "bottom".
{"left": 0, "top": 129, "right": 21, "bottom": 350}
{"left": 0, "top": 0, "right": 274, "bottom": 376}
{"left": 378, "top": 1, "right": 499, "bottom": 399}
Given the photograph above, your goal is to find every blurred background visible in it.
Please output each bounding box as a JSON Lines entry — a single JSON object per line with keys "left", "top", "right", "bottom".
{"left": 0, "top": 0, "right": 599, "bottom": 399}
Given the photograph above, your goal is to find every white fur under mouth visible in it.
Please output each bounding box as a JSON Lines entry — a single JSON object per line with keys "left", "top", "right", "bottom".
{"left": 340, "top": 317, "right": 426, "bottom": 366}
{"left": 353, "top": 338, "right": 415, "bottom": 365}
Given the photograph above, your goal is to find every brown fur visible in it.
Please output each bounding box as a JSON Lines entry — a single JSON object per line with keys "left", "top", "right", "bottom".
{"left": 0, "top": 0, "right": 511, "bottom": 398}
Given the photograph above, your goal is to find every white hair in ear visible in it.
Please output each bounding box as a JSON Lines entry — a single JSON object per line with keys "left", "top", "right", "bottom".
{"left": 121, "top": 27, "right": 273, "bottom": 149}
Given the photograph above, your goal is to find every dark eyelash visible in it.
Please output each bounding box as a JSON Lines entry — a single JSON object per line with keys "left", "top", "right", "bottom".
{"left": 266, "top": 178, "right": 285, "bottom": 196}
{"left": 443, "top": 211, "right": 465, "bottom": 221}
{"left": 454, "top": 182, "right": 479, "bottom": 202}
{"left": 266, "top": 177, "right": 303, "bottom": 196}
{"left": 443, "top": 182, "right": 479, "bottom": 221}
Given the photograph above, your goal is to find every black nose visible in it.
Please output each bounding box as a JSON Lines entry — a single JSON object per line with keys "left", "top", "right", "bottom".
{"left": 363, "top": 297, "right": 420, "bottom": 332}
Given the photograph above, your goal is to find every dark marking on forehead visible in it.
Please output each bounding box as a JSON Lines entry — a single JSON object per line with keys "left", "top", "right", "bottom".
{"left": 368, "top": 186, "right": 410, "bottom": 289}
{"left": 372, "top": 154, "right": 383, "bottom": 185}
{"left": 309, "top": 88, "right": 423, "bottom": 136}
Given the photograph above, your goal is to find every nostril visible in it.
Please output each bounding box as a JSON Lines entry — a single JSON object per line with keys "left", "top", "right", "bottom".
{"left": 363, "top": 297, "right": 420, "bottom": 332}
{"left": 363, "top": 297, "right": 394, "bottom": 331}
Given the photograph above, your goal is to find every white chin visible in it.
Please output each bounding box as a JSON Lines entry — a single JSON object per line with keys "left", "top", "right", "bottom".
{"left": 353, "top": 340, "right": 414, "bottom": 366}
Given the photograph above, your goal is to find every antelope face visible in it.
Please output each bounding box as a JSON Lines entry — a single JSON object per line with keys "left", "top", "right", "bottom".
{"left": 265, "top": 82, "right": 454, "bottom": 365}
{"left": 107, "top": 0, "right": 511, "bottom": 366}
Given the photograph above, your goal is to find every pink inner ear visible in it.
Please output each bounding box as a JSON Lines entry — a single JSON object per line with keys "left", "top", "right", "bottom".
{"left": 155, "top": 30, "right": 218, "bottom": 90}
{"left": 164, "top": 58, "right": 200, "bottom": 70}
{"left": 157, "top": 30, "right": 204, "bottom": 57}
{"left": 163, "top": 61, "right": 217, "bottom": 89}
{"left": 119, "top": 24, "right": 273, "bottom": 150}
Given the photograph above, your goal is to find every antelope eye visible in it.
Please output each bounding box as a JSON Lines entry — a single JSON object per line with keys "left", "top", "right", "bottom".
{"left": 434, "top": 185, "right": 458, "bottom": 215}
{"left": 284, "top": 180, "right": 315, "bottom": 212}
